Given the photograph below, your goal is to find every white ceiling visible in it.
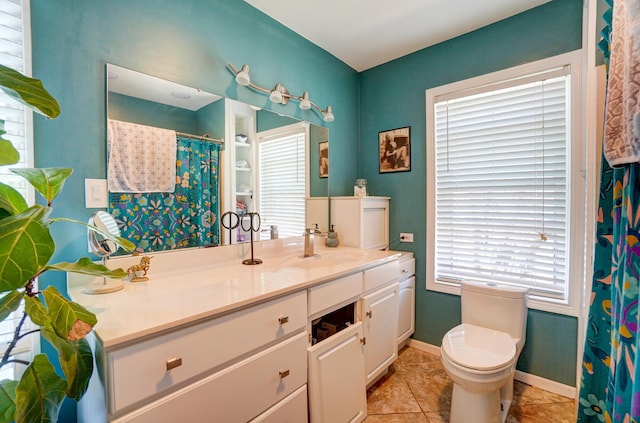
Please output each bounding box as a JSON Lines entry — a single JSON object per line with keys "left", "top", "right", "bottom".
{"left": 245, "top": 0, "right": 552, "bottom": 71}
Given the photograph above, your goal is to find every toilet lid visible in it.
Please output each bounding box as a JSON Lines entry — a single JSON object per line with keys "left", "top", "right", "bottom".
{"left": 442, "top": 323, "right": 516, "bottom": 371}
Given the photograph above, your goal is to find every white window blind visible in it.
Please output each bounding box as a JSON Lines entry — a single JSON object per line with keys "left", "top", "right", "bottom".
{"left": 433, "top": 66, "right": 571, "bottom": 300}
{"left": 0, "top": 0, "right": 35, "bottom": 381}
{"left": 258, "top": 127, "right": 306, "bottom": 239}
{"left": 0, "top": 0, "right": 31, "bottom": 201}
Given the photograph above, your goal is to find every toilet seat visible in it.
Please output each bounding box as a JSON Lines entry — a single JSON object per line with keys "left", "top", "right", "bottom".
{"left": 442, "top": 323, "right": 516, "bottom": 372}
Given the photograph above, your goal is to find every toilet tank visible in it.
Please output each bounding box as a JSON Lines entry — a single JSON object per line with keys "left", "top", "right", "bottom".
{"left": 461, "top": 281, "right": 528, "bottom": 350}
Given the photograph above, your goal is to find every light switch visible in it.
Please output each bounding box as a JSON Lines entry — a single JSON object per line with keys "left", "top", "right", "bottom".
{"left": 85, "top": 179, "right": 108, "bottom": 208}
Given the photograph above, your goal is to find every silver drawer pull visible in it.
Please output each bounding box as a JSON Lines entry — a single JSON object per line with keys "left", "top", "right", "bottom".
{"left": 279, "top": 369, "right": 290, "bottom": 379}
{"left": 166, "top": 357, "right": 182, "bottom": 371}
{"left": 278, "top": 316, "right": 289, "bottom": 324}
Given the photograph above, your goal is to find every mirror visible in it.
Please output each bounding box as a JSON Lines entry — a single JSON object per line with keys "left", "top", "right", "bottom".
{"left": 85, "top": 211, "right": 125, "bottom": 294}
{"left": 105, "top": 64, "right": 329, "bottom": 252}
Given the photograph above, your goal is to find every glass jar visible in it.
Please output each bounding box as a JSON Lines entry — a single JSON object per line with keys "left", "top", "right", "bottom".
{"left": 354, "top": 178, "right": 367, "bottom": 197}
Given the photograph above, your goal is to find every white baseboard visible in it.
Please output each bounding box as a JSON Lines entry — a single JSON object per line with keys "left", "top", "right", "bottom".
{"left": 406, "top": 339, "right": 577, "bottom": 399}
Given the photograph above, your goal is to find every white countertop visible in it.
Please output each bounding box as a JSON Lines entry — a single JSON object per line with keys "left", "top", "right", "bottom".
{"left": 68, "top": 238, "right": 403, "bottom": 349}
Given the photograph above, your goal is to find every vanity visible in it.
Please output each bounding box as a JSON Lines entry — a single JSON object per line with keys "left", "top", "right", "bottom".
{"left": 69, "top": 240, "right": 414, "bottom": 423}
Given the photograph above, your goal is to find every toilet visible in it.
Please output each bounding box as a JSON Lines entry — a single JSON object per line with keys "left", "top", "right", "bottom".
{"left": 441, "top": 281, "right": 528, "bottom": 423}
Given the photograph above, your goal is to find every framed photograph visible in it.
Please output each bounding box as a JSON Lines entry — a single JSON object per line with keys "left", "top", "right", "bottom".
{"left": 379, "top": 126, "right": 411, "bottom": 173}
{"left": 319, "top": 141, "right": 329, "bottom": 178}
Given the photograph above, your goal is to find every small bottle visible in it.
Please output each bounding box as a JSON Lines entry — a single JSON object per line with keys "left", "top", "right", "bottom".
{"left": 326, "top": 225, "right": 339, "bottom": 247}
{"left": 354, "top": 178, "right": 367, "bottom": 197}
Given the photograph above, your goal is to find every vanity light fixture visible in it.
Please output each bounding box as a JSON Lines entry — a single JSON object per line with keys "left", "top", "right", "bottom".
{"left": 269, "top": 83, "right": 288, "bottom": 104}
{"left": 299, "top": 92, "right": 311, "bottom": 110}
{"left": 235, "top": 64, "right": 251, "bottom": 86}
{"left": 228, "top": 63, "right": 335, "bottom": 122}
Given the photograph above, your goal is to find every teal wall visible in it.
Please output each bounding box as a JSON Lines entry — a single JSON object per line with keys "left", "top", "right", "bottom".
{"left": 358, "top": 0, "right": 583, "bottom": 386}
{"left": 31, "top": 0, "right": 358, "bottom": 289}
{"left": 30, "top": 0, "right": 589, "bottom": 419}
{"left": 30, "top": 0, "right": 357, "bottom": 419}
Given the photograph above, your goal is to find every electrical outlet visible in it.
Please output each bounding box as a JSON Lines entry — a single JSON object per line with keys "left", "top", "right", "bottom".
{"left": 400, "top": 232, "right": 414, "bottom": 242}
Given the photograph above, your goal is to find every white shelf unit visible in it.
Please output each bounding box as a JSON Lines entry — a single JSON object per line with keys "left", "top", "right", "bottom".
{"left": 223, "top": 99, "right": 257, "bottom": 244}
{"left": 330, "top": 196, "right": 390, "bottom": 250}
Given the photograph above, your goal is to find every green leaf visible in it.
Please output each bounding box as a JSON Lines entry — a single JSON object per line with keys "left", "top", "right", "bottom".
{"left": 25, "top": 296, "right": 49, "bottom": 328}
{"left": 0, "top": 380, "right": 17, "bottom": 423}
{"left": 0, "top": 290, "right": 22, "bottom": 322}
{"left": 45, "top": 257, "right": 129, "bottom": 279}
{"left": 0, "top": 65, "right": 60, "bottom": 119}
{"left": 14, "top": 354, "right": 66, "bottom": 423}
{"left": 0, "top": 139, "right": 19, "bottom": 167}
{"left": 41, "top": 330, "right": 93, "bottom": 400}
{"left": 42, "top": 286, "right": 97, "bottom": 341}
{"left": 0, "top": 181, "right": 28, "bottom": 217}
{"left": 0, "top": 205, "right": 54, "bottom": 292}
{"left": 52, "top": 217, "right": 136, "bottom": 252}
{"left": 10, "top": 168, "right": 73, "bottom": 205}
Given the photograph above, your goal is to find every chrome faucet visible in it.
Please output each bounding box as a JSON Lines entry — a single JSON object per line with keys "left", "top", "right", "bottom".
{"left": 304, "top": 228, "right": 315, "bottom": 257}
{"left": 261, "top": 225, "right": 279, "bottom": 240}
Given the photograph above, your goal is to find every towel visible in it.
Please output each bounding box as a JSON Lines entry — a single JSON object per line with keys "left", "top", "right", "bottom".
{"left": 107, "top": 119, "right": 177, "bottom": 192}
{"left": 603, "top": 0, "right": 640, "bottom": 166}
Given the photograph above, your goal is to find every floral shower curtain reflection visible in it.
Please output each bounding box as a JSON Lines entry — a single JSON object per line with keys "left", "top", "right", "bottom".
{"left": 109, "top": 136, "right": 220, "bottom": 253}
{"left": 579, "top": 0, "right": 640, "bottom": 421}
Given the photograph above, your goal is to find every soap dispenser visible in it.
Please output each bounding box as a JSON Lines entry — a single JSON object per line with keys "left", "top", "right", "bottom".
{"left": 326, "top": 225, "right": 339, "bottom": 247}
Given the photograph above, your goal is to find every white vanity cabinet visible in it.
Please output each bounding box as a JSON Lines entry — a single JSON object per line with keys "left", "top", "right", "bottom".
{"left": 362, "top": 260, "right": 400, "bottom": 385}
{"left": 397, "top": 254, "right": 416, "bottom": 347}
{"left": 308, "top": 323, "right": 367, "bottom": 423}
{"left": 81, "top": 290, "right": 308, "bottom": 423}
{"left": 330, "top": 196, "right": 390, "bottom": 250}
{"left": 362, "top": 282, "right": 398, "bottom": 385}
{"left": 73, "top": 245, "right": 407, "bottom": 423}
{"left": 307, "top": 272, "right": 366, "bottom": 423}
{"left": 307, "top": 259, "right": 400, "bottom": 421}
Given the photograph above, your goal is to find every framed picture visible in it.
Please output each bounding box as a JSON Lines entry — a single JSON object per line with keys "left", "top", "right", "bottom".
{"left": 319, "top": 141, "right": 329, "bottom": 178}
{"left": 379, "top": 126, "right": 411, "bottom": 173}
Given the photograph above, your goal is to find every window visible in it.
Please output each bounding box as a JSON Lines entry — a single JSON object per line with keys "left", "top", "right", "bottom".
{"left": 0, "top": 0, "right": 36, "bottom": 380}
{"left": 426, "top": 51, "right": 585, "bottom": 315}
{"left": 258, "top": 123, "right": 308, "bottom": 239}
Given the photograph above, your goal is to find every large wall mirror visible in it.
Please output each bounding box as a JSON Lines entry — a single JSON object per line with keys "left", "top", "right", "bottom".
{"left": 106, "top": 63, "right": 329, "bottom": 253}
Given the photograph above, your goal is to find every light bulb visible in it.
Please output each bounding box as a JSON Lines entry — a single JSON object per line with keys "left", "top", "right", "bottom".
{"left": 235, "top": 64, "right": 250, "bottom": 86}
{"left": 323, "top": 106, "right": 334, "bottom": 122}
{"left": 269, "top": 83, "right": 284, "bottom": 103}
{"left": 299, "top": 92, "right": 311, "bottom": 110}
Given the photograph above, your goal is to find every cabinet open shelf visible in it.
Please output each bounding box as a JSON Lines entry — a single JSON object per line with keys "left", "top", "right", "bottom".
{"left": 310, "top": 302, "right": 355, "bottom": 346}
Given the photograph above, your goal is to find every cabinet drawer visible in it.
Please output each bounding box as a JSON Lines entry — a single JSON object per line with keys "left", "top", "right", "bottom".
{"left": 249, "top": 385, "right": 308, "bottom": 423}
{"left": 399, "top": 257, "right": 415, "bottom": 279}
{"left": 113, "top": 332, "right": 308, "bottom": 423}
{"left": 108, "top": 290, "right": 307, "bottom": 414}
{"left": 363, "top": 260, "right": 399, "bottom": 292}
{"left": 308, "top": 272, "right": 362, "bottom": 317}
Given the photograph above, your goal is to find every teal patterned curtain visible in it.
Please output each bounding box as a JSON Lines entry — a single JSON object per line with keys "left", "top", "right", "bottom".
{"left": 579, "top": 1, "right": 640, "bottom": 421}
{"left": 109, "top": 136, "right": 220, "bottom": 252}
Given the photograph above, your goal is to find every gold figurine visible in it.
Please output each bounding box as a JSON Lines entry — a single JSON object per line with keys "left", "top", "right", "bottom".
{"left": 127, "top": 256, "right": 153, "bottom": 282}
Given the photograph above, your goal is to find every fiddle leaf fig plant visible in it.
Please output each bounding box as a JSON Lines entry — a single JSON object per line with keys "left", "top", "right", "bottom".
{"left": 0, "top": 64, "right": 134, "bottom": 422}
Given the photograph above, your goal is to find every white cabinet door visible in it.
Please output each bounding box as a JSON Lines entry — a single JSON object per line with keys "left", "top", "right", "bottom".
{"left": 362, "top": 282, "right": 398, "bottom": 385}
{"left": 397, "top": 276, "right": 415, "bottom": 345}
{"left": 308, "top": 322, "right": 366, "bottom": 423}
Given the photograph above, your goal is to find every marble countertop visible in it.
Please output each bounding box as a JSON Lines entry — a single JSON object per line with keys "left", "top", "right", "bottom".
{"left": 68, "top": 238, "right": 404, "bottom": 349}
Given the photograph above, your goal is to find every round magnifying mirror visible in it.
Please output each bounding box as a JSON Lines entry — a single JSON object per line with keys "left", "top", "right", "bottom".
{"left": 88, "top": 211, "right": 120, "bottom": 256}
{"left": 85, "top": 211, "right": 124, "bottom": 294}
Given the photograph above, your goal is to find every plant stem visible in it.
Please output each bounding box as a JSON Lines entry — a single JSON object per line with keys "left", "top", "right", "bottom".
{"left": 0, "top": 311, "right": 29, "bottom": 369}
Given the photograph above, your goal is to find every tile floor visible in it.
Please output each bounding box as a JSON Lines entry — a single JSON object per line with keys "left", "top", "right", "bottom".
{"left": 365, "top": 346, "right": 577, "bottom": 423}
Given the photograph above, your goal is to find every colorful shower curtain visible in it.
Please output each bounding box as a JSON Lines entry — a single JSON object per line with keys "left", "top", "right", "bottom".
{"left": 579, "top": 0, "right": 640, "bottom": 421}
{"left": 109, "top": 136, "right": 220, "bottom": 253}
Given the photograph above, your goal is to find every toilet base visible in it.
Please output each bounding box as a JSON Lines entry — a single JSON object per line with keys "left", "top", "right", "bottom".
{"left": 450, "top": 382, "right": 506, "bottom": 423}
